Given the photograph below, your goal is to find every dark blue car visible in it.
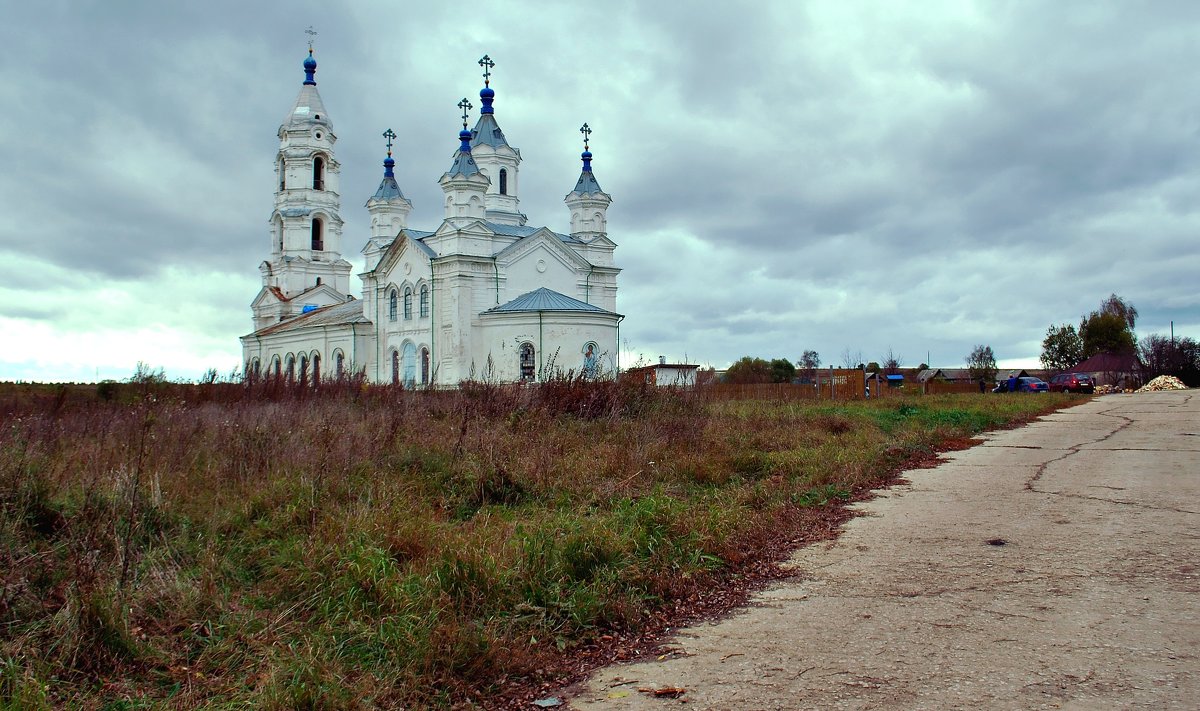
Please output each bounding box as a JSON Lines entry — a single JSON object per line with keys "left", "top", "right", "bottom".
{"left": 1016, "top": 377, "right": 1049, "bottom": 393}
{"left": 993, "top": 377, "right": 1049, "bottom": 393}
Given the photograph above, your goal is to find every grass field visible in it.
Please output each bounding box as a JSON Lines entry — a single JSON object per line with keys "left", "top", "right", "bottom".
{"left": 0, "top": 379, "right": 1078, "bottom": 708}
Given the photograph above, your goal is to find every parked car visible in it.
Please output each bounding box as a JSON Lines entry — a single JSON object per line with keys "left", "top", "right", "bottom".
{"left": 1047, "top": 372, "right": 1095, "bottom": 393}
{"left": 1016, "top": 377, "right": 1049, "bottom": 393}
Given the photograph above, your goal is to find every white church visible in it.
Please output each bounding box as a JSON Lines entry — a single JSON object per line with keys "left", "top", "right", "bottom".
{"left": 241, "top": 48, "right": 620, "bottom": 385}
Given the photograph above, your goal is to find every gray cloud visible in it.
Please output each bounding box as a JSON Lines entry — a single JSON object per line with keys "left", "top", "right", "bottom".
{"left": 2, "top": 0, "right": 1199, "bottom": 379}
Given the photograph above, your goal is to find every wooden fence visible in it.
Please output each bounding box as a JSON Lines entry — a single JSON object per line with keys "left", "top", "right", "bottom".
{"left": 701, "top": 372, "right": 991, "bottom": 402}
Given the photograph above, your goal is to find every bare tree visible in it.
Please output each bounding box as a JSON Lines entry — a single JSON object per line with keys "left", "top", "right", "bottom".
{"left": 881, "top": 347, "right": 903, "bottom": 375}
{"left": 840, "top": 348, "right": 864, "bottom": 370}
{"left": 797, "top": 350, "right": 820, "bottom": 381}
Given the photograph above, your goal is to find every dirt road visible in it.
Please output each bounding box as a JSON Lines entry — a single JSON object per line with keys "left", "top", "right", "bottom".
{"left": 568, "top": 391, "right": 1199, "bottom": 709}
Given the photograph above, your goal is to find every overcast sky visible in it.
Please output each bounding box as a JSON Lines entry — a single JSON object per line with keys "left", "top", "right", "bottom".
{"left": 2, "top": 0, "right": 1198, "bottom": 382}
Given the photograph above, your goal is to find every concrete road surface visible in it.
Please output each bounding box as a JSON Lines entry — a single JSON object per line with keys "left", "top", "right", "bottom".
{"left": 569, "top": 391, "right": 1199, "bottom": 710}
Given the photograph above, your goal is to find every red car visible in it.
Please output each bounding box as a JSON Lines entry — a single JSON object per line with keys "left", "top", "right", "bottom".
{"left": 1048, "top": 372, "right": 1096, "bottom": 394}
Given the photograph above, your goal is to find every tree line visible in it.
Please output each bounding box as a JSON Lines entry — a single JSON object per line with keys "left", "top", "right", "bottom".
{"left": 719, "top": 293, "right": 1196, "bottom": 388}
{"left": 1040, "top": 293, "right": 1198, "bottom": 385}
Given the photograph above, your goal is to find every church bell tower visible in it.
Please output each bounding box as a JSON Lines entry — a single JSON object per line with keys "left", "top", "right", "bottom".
{"left": 261, "top": 37, "right": 352, "bottom": 302}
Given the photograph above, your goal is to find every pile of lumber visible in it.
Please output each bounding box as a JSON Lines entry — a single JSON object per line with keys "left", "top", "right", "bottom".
{"left": 1136, "top": 375, "right": 1188, "bottom": 392}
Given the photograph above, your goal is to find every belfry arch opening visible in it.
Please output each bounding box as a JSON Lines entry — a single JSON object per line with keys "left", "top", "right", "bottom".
{"left": 311, "top": 217, "right": 323, "bottom": 251}
{"left": 313, "top": 156, "right": 325, "bottom": 190}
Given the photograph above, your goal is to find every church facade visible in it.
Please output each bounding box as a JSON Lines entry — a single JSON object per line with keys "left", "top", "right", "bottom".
{"left": 241, "top": 50, "right": 620, "bottom": 385}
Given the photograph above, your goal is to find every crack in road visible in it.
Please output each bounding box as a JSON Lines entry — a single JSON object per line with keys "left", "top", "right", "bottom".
{"left": 1025, "top": 403, "right": 1134, "bottom": 491}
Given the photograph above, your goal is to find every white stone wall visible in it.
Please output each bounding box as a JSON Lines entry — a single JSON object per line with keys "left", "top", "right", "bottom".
{"left": 242, "top": 322, "right": 369, "bottom": 381}
{"left": 478, "top": 312, "right": 619, "bottom": 381}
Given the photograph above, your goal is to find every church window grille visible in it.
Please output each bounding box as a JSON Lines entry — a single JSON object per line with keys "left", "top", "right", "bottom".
{"left": 391, "top": 350, "right": 400, "bottom": 385}
{"left": 499, "top": 168, "right": 508, "bottom": 195}
{"left": 311, "top": 218, "right": 323, "bottom": 251}
{"left": 519, "top": 342, "right": 536, "bottom": 382}
{"left": 313, "top": 156, "right": 325, "bottom": 190}
{"left": 388, "top": 290, "right": 398, "bottom": 321}
{"left": 420, "top": 347, "right": 430, "bottom": 385}
{"left": 404, "top": 288, "right": 413, "bottom": 319}
{"left": 419, "top": 285, "right": 429, "bottom": 318}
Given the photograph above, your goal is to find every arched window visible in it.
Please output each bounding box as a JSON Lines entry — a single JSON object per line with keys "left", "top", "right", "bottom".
{"left": 312, "top": 353, "right": 321, "bottom": 386}
{"left": 298, "top": 354, "right": 308, "bottom": 386}
{"left": 335, "top": 351, "right": 345, "bottom": 379}
{"left": 420, "top": 347, "right": 430, "bottom": 385}
{"left": 313, "top": 156, "right": 325, "bottom": 190}
{"left": 388, "top": 290, "right": 398, "bottom": 321}
{"left": 419, "top": 285, "right": 429, "bottom": 318}
{"left": 519, "top": 342, "right": 536, "bottom": 382}
{"left": 499, "top": 168, "right": 508, "bottom": 195}
{"left": 403, "top": 287, "right": 413, "bottom": 320}
{"left": 311, "top": 218, "right": 323, "bottom": 251}
{"left": 402, "top": 343, "right": 417, "bottom": 386}
{"left": 391, "top": 350, "right": 400, "bottom": 385}
{"left": 315, "top": 277, "right": 321, "bottom": 286}
{"left": 272, "top": 356, "right": 282, "bottom": 379}
{"left": 274, "top": 215, "right": 284, "bottom": 252}
{"left": 278, "top": 158, "right": 286, "bottom": 190}
{"left": 286, "top": 355, "right": 296, "bottom": 383}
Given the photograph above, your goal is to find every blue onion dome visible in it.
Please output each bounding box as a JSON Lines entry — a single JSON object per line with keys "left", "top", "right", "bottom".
{"left": 581, "top": 150, "right": 593, "bottom": 170}
{"left": 303, "top": 50, "right": 317, "bottom": 85}
{"left": 459, "top": 129, "right": 472, "bottom": 150}
{"left": 480, "top": 86, "right": 495, "bottom": 114}
{"left": 383, "top": 155, "right": 395, "bottom": 178}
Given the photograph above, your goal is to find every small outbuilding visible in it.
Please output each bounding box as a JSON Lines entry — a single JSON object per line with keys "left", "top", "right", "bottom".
{"left": 624, "top": 359, "right": 700, "bottom": 387}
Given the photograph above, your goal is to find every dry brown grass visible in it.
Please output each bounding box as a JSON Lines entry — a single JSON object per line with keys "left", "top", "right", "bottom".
{"left": 0, "top": 378, "right": 1074, "bottom": 708}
